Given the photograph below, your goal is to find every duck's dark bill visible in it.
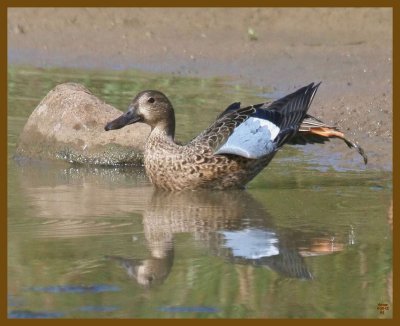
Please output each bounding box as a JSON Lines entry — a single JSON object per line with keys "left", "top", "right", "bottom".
{"left": 105, "top": 111, "right": 141, "bottom": 131}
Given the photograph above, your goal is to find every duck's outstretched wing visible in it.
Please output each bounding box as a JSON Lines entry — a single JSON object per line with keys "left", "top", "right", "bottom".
{"left": 208, "top": 91, "right": 368, "bottom": 164}
{"left": 290, "top": 115, "right": 368, "bottom": 164}
{"left": 191, "top": 83, "right": 320, "bottom": 159}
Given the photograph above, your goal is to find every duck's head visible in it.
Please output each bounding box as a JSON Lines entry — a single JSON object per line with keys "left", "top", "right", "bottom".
{"left": 105, "top": 90, "right": 175, "bottom": 136}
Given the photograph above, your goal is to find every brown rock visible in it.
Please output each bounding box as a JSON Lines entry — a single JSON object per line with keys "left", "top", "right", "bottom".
{"left": 15, "top": 83, "right": 150, "bottom": 165}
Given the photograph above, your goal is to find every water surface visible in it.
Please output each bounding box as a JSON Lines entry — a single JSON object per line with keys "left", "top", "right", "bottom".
{"left": 8, "top": 66, "right": 392, "bottom": 318}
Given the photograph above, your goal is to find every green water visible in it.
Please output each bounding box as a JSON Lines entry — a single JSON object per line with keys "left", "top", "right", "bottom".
{"left": 8, "top": 66, "right": 392, "bottom": 318}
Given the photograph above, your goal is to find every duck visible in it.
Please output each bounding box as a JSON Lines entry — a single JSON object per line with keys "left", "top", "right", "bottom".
{"left": 105, "top": 83, "right": 367, "bottom": 191}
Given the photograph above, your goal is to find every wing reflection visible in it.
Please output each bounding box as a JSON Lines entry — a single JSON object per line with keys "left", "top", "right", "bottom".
{"left": 108, "top": 190, "right": 313, "bottom": 287}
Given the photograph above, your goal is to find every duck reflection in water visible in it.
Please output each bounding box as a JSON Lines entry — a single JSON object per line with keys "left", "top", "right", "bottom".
{"left": 15, "top": 163, "right": 347, "bottom": 290}
{"left": 106, "top": 190, "right": 314, "bottom": 288}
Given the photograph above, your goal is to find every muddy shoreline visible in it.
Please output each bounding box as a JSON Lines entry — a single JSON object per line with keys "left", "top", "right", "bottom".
{"left": 8, "top": 8, "right": 392, "bottom": 170}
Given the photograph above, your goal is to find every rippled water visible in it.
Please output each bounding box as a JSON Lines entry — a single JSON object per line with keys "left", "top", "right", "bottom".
{"left": 8, "top": 66, "right": 392, "bottom": 318}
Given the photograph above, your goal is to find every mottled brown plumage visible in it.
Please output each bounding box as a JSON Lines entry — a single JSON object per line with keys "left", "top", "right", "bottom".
{"left": 143, "top": 127, "right": 275, "bottom": 190}
{"left": 105, "top": 83, "right": 367, "bottom": 191}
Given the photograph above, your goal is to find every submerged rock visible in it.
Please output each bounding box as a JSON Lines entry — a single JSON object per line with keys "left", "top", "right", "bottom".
{"left": 16, "top": 83, "right": 150, "bottom": 165}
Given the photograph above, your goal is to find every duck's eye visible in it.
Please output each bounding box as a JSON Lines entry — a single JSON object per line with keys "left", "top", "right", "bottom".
{"left": 147, "top": 97, "right": 155, "bottom": 104}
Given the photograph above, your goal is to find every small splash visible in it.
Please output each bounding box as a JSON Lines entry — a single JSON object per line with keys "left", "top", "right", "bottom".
{"left": 157, "top": 306, "right": 219, "bottom": 313}
{"left": 28, "top": 284, "right": 120, "bottom": 293}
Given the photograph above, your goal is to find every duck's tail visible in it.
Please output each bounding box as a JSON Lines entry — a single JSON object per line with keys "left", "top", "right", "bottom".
{"left": 289, "top": 114, "right": 368, "bottom": 164}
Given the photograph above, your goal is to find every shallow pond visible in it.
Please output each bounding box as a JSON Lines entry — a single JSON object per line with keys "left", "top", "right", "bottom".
{"left": 8, "top": 66, "right": 392, "bottom": 318}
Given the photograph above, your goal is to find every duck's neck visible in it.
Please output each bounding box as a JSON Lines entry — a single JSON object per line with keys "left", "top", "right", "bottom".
{"left": 149, "top": 120, "right": 176, "bottom": 143}
{"left": 146, "top": 125, "right": 178, "bottom": 155}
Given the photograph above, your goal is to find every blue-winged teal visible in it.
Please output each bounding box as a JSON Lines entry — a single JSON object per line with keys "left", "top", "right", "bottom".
{"left": 105, "top": 83, "right": 367, "bottom": 191}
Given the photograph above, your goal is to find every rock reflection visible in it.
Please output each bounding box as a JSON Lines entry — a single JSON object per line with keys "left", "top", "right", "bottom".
{"left": 14, "top": 160, "right": 152, "bottom": 237}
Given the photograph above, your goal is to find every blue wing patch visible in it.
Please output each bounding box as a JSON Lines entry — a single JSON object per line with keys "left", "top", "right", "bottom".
{"left": 214, "top": 117, "right": 280, "bottom": 159}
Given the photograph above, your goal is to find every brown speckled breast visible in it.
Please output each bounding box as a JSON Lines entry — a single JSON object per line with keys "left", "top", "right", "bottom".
{"left": 144, "top": 129, "right": 275, "bottom": 191}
